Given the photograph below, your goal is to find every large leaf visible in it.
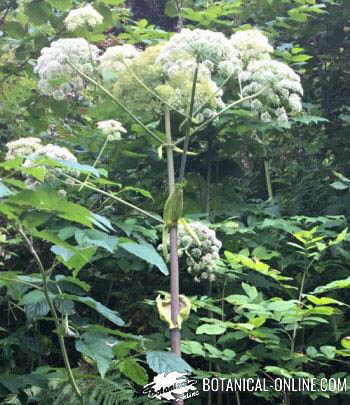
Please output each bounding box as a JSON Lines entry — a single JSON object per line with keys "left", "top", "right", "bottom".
{"left": 146, "top": 351, "right": 192, "bottom": 374}
{"left": 62, "top": 294, "right": 124, "bottom": 326}
{"left": 51, "top": 245, "right": 97, "bottom": 275}
{"left": 196, "top": 323, "right": 227, "bottom": 335}
{"left": 310, "top": 277, "right": 350, "bottom": 295}
{"left": 10, "top": 189, "right": 94, "bottom": 227}
{"left": 118, "top": 358, "right": 148, "bottom": 385}
{"left": 120, "top": 242, "right": 168, "bottom": 275}
{"left": 74, "top": 229, "right": 118, "bottom": 253}
{"left": 75, "top": 332, "right": 116, "bottom": 378}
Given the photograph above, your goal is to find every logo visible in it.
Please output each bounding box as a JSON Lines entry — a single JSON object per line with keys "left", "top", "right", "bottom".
{"left": 143, "top": 371, "right": 199, "bottom": 401}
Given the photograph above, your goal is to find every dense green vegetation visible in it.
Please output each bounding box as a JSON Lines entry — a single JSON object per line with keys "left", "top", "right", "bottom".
{"left": 0, "top": 0, "right": 350, "bottom": 404}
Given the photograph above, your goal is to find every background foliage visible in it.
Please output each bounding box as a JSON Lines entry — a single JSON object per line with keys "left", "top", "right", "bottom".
{"left": 0, "top": 0, "right": 350, "bottom": 404}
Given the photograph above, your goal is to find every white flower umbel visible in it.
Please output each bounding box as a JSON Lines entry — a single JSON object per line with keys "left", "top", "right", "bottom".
{"left": 34, "top": 38, "right": 99, "bottom": 100}
{"left": 157, "top": 28, "right": 238, "bottom": 67}
{"left": 23, "top": 144, "right": 77, "bottom": 167}
{"left": 98, "top": 44, "right": 140, "bottom": 79}
{"left": 5, "top": 137, "right": 43, "bottom": 160}
{"left": 97, "top": 119, "right": 126, "bottom": 141}
{"left": 241, "top": 59, "right": 303, "bottom": 121}
{"left": 64, "top": 4, "right": 103, "bottom": 31}
{"left": 231, "top": 29, "right": 273, "bottom": 62}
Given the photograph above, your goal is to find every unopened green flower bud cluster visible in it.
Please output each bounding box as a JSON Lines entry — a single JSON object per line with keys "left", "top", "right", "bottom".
{"left": 159, "top": 222, "right": 222, "bottom": 282}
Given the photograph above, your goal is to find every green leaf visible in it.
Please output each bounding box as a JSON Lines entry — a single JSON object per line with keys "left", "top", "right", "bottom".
{"left": 113, "top": 341, "right": 139, "bottom": 358}
{"left": 56, "top": 159, "right": 101, "bottom": 177}
{"left": 75, "top": 332, "right": 116, "bottom": 378}
{"left": 265, "top": 366, "right": 293, "bottom": 378}
{"left": 74, "top": 229, "right": 118, "bottom": 253}
{"left": 320, "top": 345, "right": 336, "bottom": 359}
{"left": 146, "top": 351, "right": 192, "bottom": 374}
{"left": 203, "top": 343, "right": 222, "bottom": 358}
{"left": 10, "top": 189, "right": 94, "bottom": 227}
{"left": 47, "top": 0, "right": 72, "bottom": 11}
{"left": 51, "top": 245, "right": 96, "bottom": 275}
{"left": 118, "top": 358, "right": 148, "bottom": 385}
{"left": 22, "top": 167, "right": 46, "bottom": 182}
{"left": 196, "top": 323, "right": 227, "bottom": 335}
{"left": 100, "top": 0, "right": 125, "bottom": 4}
{"left": 241, "top": 283, "right": 258, "bottom": 300}
{"left": 25, "top": 301, "right": 50, "bottom": 321}
{"left": 0, "top": 181, "right": 13, "bottom": 198}
{"left": 181, "top": 341, "right": 206, "bottom": 357}
{"left": 341, "top": 337, "right": 350, "bottom": 350}
{"left": 24, "top": 1, "right": 52, "bottom": 25}
{"left": 267, "top": 300, "right": 297, "bottom": 312}
{"left": 307, "top": 296, "right": 346, "bottom": 306}
{"left": 120, "top": 242, "right": 168, "bottom": 275}
{"left": 20, "top": 290, "right": 54, "bottom": 305}
{"left": 3, "top": 21, "right": 26, "bottom": 37}
{"left": 62, "top": 294, "right": 124, "bottom": 326}
{"left": 310, "top": 277, "right": 350, "bottom": 295}
{"left": 225, "top": 295, "right": 249, "bottom": 306}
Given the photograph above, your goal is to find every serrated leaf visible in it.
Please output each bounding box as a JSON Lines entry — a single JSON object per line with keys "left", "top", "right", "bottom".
{"left": 74, "top": 229, "right": 118, "bottom": 253}
{"left": 118, "top": 358, "right": 148, "bottom": 385}
{"left": 196, "top": 323, "right": 227, "bottom": 335}
{"left": 181, "top": 341, "right": 205, "bottom": 357}
{"left": 265, "top": 366, "right": 293, "bottom": 378}
{"left": 146, "top": 351, "right": 192, "bottom": 373}
{"left": 120, "top": 242, "right": 168, "bottom": 275}
{"left": 310, "top": 277, "right": 350, "bottom": 295}
{"left": 75, "top": 332, "right": 116, "bottom": 378}
{"left": 62, "top": 294, "right": 124, "bottom": 326}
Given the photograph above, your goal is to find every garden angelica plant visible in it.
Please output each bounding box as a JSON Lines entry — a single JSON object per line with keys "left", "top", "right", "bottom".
{"left": 31, "top": 11, "right": 304, "bottom": 401}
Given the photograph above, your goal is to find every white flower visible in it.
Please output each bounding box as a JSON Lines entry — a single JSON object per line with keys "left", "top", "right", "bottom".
{"left": 5, "top": 137, "right": 43, "bottom": 160}
{"left": 98, "top": 44, "right": 140, "bottom": 78}
{"left": 261, "top": 112, "right": 272, "bottom": 122}
{"left": 34, "top": 38, "right": 99, "bottom": 100}
{"left": 276, "top": 107, "right": 289, "bottom": 123}
{"left": 231, "top": 29, "right": 273, "bottom": 62}
{"left": 288, "top": 93, "right": 303, "bottom": 113}
{"left": 241, "top": 59, "right": 303, "bottom": 120}
{"left": 24, "top": 144, "right": 77, "bottom": 167}
{"left": 97, "top": 120, "right": 126, "bottom": 141}
{"left": 157, "top": 28, "right": 237, "bottom": 66}
{"left": 64, "top": 4, "right": 103, "bottom": 31}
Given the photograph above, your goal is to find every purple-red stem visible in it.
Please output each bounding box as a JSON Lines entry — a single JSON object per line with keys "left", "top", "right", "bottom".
{"left": 170, "top": 226, "right": 181, "bottom": 356}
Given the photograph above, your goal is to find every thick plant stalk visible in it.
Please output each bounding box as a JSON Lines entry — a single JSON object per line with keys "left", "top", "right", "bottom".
{"left": 164, "top": 110, "right": 183, "bottom": 405}
{"left": 179, "top": 62, "right": 199, "bottom": 182}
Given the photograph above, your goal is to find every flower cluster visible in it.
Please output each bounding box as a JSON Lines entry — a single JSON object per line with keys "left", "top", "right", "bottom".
{"left": 98, "top": 44, "right": 140, "bottom": 80}
{"left": 64, "top": 4, "right": 103, "bottom": 31}
{"left": 177, "top": 222, "right": 222, "bottom": 282}
{"left": 34, "top": 26, "right": 303, "bottom": 123}
{"left": 157, "top": 28, "right": 239, "bottom": 67}
{"left": 23, "top": 144, "right": 77, "bottom": 167}
{"left": 5, "top": 137, "right": 43, "bottom": 161}
{"left": 241, "top": 59, "right": 303, "bottom": 122}
{"left": 230, "top": 29, "right": 273, "bottom": 62}
{"left": 34, "top": 38, "right": 99, "bottom": 100}
{"left": 97, "top": 120, "right": 126, "bottom": 141}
